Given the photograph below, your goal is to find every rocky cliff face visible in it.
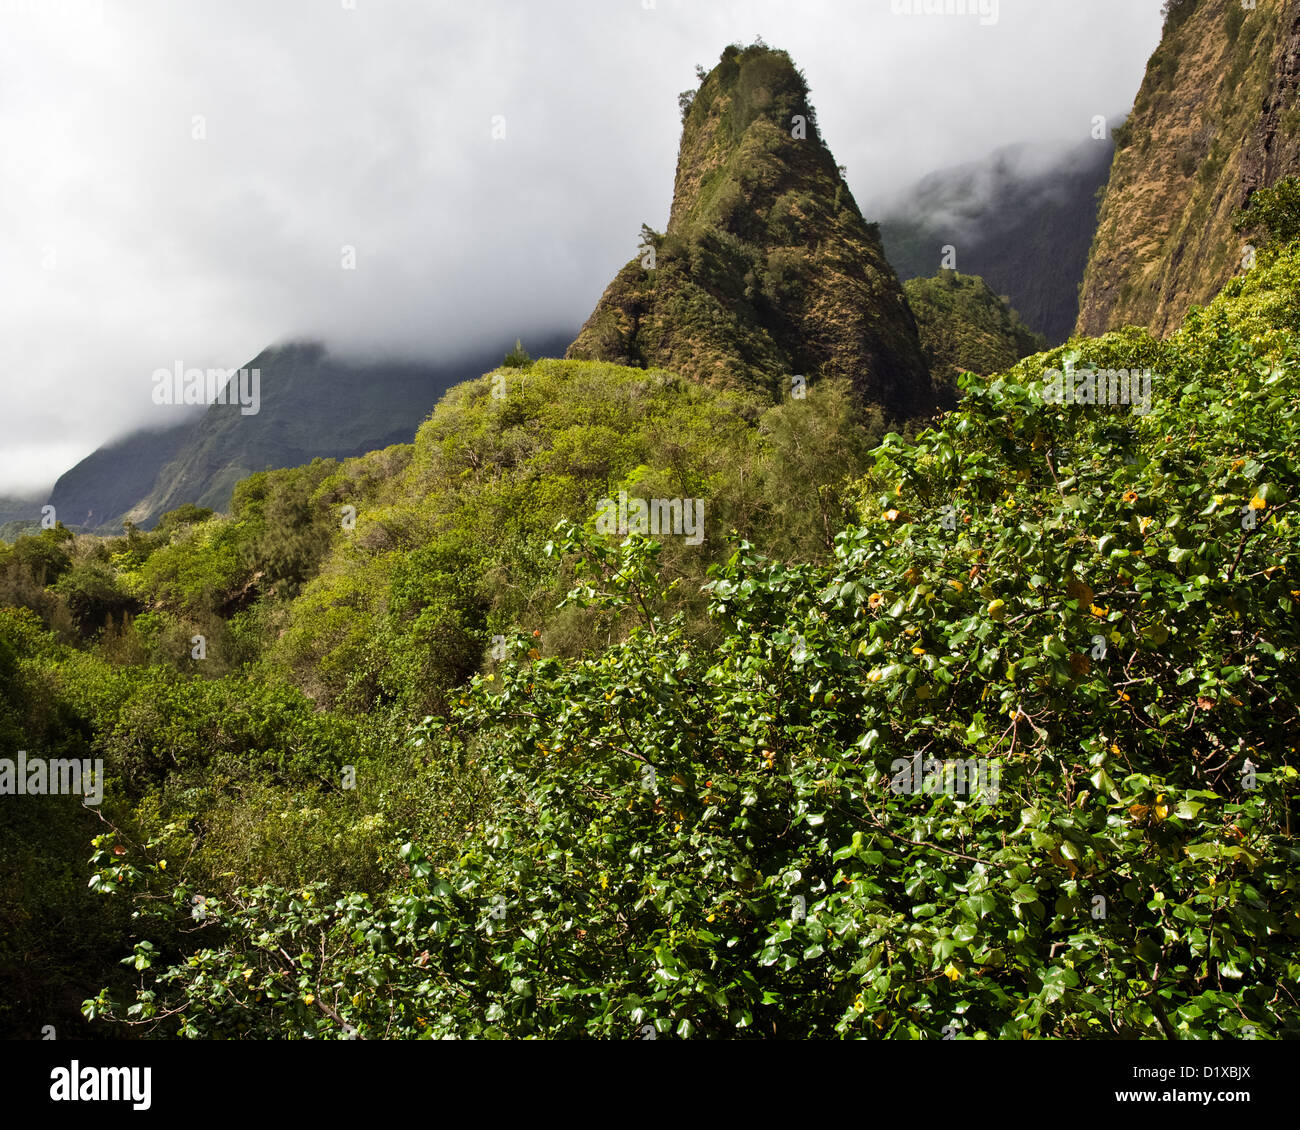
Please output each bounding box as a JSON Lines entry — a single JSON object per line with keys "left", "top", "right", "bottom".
{"left": 1077, "top": 0, "right": 1300, "bottom": 337}
{"left": 567, "top": 43, "right": 937, "bottom": 421}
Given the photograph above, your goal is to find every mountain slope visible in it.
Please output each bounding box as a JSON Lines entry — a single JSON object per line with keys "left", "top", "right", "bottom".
{"left": 47, "top": 336, "right": 571, "bottom": 534}
{"left": 567, "top": 43, "right": 936, "bottom": 420}
{"left": 903, "top": 271, "right": 1046, "bottom": 388}
{"left": 1077, "top": 0, "right": 1300, "bottom": 336}
{"left": 48, "top": 419, "right": 199, "bottom": 532}
{"left": 877, "top": 136, "right": 1113, "bottom": 345}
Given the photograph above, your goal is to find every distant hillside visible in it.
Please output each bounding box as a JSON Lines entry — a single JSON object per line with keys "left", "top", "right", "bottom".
{"left": 46, "top": 335, "right": 571, "bottom": 534}
{"left": 568, "top": 43, "right": 937, "bottom": 421}
{"left": 47, "top": 419, "right": 199, "bottom": 533}
{"left": 1077, "top": 0, "right": 1300, "bottom": 336}
{"left": 903, "top": 271, "right": 1046, "bottom": 389}
{"left": 0, "top": 494, "right": 45, "bottom": 545}
{"left": 877, "top": 136, "right": 1114, "bottom": 345}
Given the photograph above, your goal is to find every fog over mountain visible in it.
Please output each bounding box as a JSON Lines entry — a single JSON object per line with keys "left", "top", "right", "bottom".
{"left": 0, "top": 0, "right": 1163, "bottom": 492}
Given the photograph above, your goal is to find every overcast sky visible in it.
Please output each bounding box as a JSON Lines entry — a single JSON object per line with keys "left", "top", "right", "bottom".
{"left": 0, "top": 0, "right": 1165, "bottom": 494}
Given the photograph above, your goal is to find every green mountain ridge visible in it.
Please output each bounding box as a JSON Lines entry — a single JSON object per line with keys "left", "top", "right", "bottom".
{"left": 568, "top": 43, "right": 938, "bottom": 420}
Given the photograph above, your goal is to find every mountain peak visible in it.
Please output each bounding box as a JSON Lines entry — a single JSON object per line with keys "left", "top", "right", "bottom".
{"left": 669, "top": 44, "right": 827, "bottom": 234}
{"left": 568, "top": 43, "right": 938, "bottom": 419}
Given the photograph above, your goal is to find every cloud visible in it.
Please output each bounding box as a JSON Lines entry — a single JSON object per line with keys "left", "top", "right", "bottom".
{"left": 0, "top": 0, "right": 1163, "bottom": 492}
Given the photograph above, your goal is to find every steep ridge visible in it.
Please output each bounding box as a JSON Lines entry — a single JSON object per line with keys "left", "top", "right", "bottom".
{"left": 48, "top": 418, "right": 199, "bottom": 533}
{"left": 567, "top": 43, "right": 937, "bottom": 421}
{"left": 1077, "top": 0, "right": 1300, "bottom": 336}
{"left": 877, "top": 136, "right": 1114, "bottom": 345}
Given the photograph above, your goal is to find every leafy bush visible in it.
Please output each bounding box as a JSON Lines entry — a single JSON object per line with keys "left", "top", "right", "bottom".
{"left": 82, "top": 247, "right": 1300, "bottom": 1038}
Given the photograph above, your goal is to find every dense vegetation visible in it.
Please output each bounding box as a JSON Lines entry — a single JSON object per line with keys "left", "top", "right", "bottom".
{"left": 902, "top": 271, "right": 1046, "bottom": 390}
{"left": 1, "top": 185, "right": 1294, "bottom": 1040}
{"left": 0, "top": 363, "right": 880, "bottom": 1036}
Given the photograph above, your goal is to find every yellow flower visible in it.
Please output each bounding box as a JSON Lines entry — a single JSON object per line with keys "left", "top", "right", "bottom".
{"left": 485, "top": 673, "right": 494, "bottom": 682}
{"left": 304, "top": 994, "right": 315, "bottom": 1005}
{"left": 599, "top": 874, "right": 609, "bottom": 890}
{"left": 1122, "top": 490, "right": 1138, "bottom": 503}
{"left": 1250, "top": 495, "right": 1266, "bottom": 510}
{"left": 912, "top": 647, "right": 925, "bottom": 655}
{"left": 853, "top": 996, "right": 865, "bottom": 1013}
{"left": 868, "top": 592, "right": 884, "bottom": 609}
{"left": 1090, "top": 603, "right": 1108, "bottom": 618}
{"left": 943, "top": 964, "right": 960, "bottom": 982}
{"left": 158, "top": 859, "right": 166, "bottom": 871}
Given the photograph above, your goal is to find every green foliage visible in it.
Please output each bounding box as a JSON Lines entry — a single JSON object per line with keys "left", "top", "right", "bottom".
{"left": 1233, "top": 176, "right": 1300, "bottom": 251}
{"left": 269, "top": 361, "right": 877, "bottom": 714}
{"left": 1160, "top": 0, "right": 1199, "bottom": 34}
{"left": 133, "top": 518, "right": 248, "bottom": 620}
{"left": 504, "top": 339, "right": 534, "bottom": 369}
{"left": 903, "top": 271, "right": 1046, "bottom": 394}
{"left": 81, "top": 247, "right": 1300, "bottom": 1040}
{"left": 52, "top": 559, "right": 138, "bottom": 636}
{"left": 8, "top": 526, "right": 73, "bottom": 587}
{"left": 155, "top": 504, "right": 214, "bottom": 536}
